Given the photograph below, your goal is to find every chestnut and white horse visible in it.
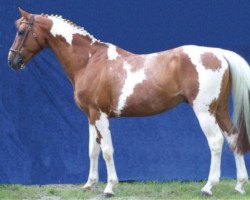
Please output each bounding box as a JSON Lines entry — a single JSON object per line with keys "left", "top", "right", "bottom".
{"left": 8, "top": 8, "right": 250, "bottom": 197}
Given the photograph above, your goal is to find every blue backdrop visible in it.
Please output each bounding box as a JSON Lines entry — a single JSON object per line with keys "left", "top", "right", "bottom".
{"left": 0, "top": 1, "right": 250, "bottom": 184}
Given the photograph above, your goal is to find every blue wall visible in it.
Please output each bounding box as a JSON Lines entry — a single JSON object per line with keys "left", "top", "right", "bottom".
{"left": 0, "top": 0, "right": 250, "bottom": 184}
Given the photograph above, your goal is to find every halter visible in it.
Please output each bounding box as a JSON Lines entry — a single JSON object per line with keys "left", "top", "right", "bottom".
{"left": 10, "top": 14, "right": 41, "bottom": 60}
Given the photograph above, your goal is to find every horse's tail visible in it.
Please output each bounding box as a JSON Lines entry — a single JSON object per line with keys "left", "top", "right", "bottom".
{"left": 222, "top": 50, "right": 250, "bottom": 154}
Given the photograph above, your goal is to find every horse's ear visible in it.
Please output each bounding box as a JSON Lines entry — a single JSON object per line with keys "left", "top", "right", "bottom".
{"left": 18, "top": 7, "right": 30, "bottom": 19}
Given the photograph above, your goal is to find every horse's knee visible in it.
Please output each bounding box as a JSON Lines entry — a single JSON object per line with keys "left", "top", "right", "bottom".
{"left": 102, "top": 147, "right": 114, "bottom": 162}
{"left": 209, "top": 135, "right": 224, "bottom": 151}
{"left": 89, "top": 149, "right": 99, "bottom": 159}
{"left": 89, "top": 144, "right": 100, "bottom": 159}
{"left": 225, "top": 133, "right": 238, "bottom": 150}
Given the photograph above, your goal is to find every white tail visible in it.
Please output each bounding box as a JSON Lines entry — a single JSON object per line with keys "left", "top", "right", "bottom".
{"left": 223, "top": 50, "right": 250, "bottom": 153}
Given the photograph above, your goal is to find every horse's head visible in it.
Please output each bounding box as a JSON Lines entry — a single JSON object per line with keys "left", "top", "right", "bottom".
{"left": 8, "top": 8, "right": 49, "bottom": 70}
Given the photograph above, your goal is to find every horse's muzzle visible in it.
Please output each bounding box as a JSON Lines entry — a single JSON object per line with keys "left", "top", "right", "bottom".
{"left": 8, "top": 52, "right": 24, "bottom": 71}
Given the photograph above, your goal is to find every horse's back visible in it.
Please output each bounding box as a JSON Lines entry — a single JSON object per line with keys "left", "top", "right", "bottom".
{"left": 75, "top": 44, "right": 231, "bottom": 117}
{"left": 106, "top": 45, "right": 231, "bottom": 116}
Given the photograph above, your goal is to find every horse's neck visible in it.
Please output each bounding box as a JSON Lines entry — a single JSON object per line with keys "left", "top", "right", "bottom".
{"left": 44, "top": 16, "right": 133, "bottom": 85}
{"left": 47, "top": 35, "right": 101, "bottom": 84}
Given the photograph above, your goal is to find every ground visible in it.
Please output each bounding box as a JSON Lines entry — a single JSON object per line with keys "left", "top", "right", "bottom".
{"left": 0, "top": 180, "right": 249, "bottom": 199}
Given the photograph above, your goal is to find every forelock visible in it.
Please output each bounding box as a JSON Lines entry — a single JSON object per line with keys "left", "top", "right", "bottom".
{"left": 15, "top": 17, "right": 26, "bottom": 28}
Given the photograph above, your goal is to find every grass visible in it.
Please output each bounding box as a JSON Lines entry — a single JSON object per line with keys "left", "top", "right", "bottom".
{"left": 0, "top": 180, "right": 249, "bottom": 199}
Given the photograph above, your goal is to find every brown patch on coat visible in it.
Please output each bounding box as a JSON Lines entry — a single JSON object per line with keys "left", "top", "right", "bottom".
{"left": 201, "top": 52, "right": 222, "bottom": 71}
{"left": 177, "top": 49, "right": 199, "bottom": 105}
{"left": 209, "top": 99, "right": 218, "bottom": 115}
{"left": 95, "top": 126, "right": 103, "bottom": 144}
{"left": 214, "top": 68, "right": 246, "bottom": 152}
{"left": 87, "top": 108, "right": 103, "bottom": 144}
{"left": 213, "top": 67, "right": 250, "bottom": 153}
{"left": 214, "top": 68, "right": 235, "bottom": 134}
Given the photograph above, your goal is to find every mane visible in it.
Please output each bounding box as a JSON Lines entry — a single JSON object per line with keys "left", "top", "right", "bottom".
{"left": 48, "top": 14, "right": 102, "bottom": 44}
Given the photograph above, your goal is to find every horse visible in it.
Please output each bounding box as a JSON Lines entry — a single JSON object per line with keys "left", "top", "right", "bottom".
{"left": 8, "top": 8, "right": 250, "bottom": 197}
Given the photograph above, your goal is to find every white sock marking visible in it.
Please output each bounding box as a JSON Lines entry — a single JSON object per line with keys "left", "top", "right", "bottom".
{"left": 196, "top": 112, "right": 224, "bottom": 194}
{"left": 84, "top": 124, "right": 100, "bottom": 188}
{"left": 95, "top": 112, "right": 118, "bottom": 194}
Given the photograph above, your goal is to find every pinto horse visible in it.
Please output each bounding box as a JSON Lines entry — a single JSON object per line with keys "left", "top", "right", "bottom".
{"left": 8, "top": 8, "right": 250, "bottom": 197}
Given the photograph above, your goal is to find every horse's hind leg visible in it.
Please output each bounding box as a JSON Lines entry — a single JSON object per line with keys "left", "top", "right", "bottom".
{"left": 216, "top": 110, "right": 248, "bottom": 194}
{"left": 194, "top": 110, "right": 224, "bottom": 196}
{"left": 234, "top": 153, "right": 248, "bottom": 194}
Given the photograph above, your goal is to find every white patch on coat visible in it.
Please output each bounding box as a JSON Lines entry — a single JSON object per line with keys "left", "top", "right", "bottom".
{"left": 115, "top": 62, "right": 146, "bottom": 115}
{"left": 48, "top": 15, "right": 99, "bottom": 45}
{"left": 182, "top": 45, "right": 228, "bottom": 114}
{"left": 107, "top": 44, "right": 119, "bottom": 60}
{"left": 144, "top": 53, "right": 158, "bottom": 67}
{"left": 95, "top": 113, "right": 110, "bottom": 138}
{"left": 95, "top": 112, "right": 112, "bottom": 162}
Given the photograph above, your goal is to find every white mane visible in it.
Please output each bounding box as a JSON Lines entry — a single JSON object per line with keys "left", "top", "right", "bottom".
{"left": 48, "top": 15, "right": 101, "bottom": 45}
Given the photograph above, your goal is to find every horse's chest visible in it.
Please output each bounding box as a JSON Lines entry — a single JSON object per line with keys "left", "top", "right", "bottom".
{"left": 73, "top": 73, "right": 111, "bottom": 113}
{"left": 73, "top": 87, "right": 90, "bottom": 112}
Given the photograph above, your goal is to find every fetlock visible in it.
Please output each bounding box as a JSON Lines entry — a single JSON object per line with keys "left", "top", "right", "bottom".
{"left": 83, "top": 178, "right": 98, "bottom": 190}
{"left": 235, "top": 178, "right": 247, "bottom": 194}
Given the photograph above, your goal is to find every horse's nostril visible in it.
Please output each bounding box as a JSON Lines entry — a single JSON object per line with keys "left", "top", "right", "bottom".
{"left": 13, "top": 54, "right": 23, "bottom": 66}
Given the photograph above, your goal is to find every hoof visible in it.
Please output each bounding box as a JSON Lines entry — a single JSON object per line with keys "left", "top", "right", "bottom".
{"left": 200, "top": 190, "right": 212, "bottom": 197}
{"left": 103, "top": 193, "right": 114, "bottom": 198}
{"left": 82, "top": 186, "right": 91, "bottom": 192}
{"left": 235, "top": 188, "right": 246, "bottom": 195}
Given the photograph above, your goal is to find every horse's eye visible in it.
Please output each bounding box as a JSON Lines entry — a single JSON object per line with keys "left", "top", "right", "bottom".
{"left": 18, "top": 30, "right": 25, "bottom": 36}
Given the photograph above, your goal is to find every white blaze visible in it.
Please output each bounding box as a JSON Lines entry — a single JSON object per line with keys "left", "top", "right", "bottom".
{"left": 115, "top": 62, "right": 146, "bottom": 115}
{"left": 107, "top": 44, "right": 119, "bottom": 60}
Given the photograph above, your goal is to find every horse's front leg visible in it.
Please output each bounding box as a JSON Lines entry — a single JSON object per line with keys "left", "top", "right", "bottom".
{"left": 85, "top": 109, "right": 118, "bottom": 196}
{"left": 83, "top": 120, "right": 101, "bottom": 190}
{"left": 95, "top": 112, "right": 118, "bottom": 197}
